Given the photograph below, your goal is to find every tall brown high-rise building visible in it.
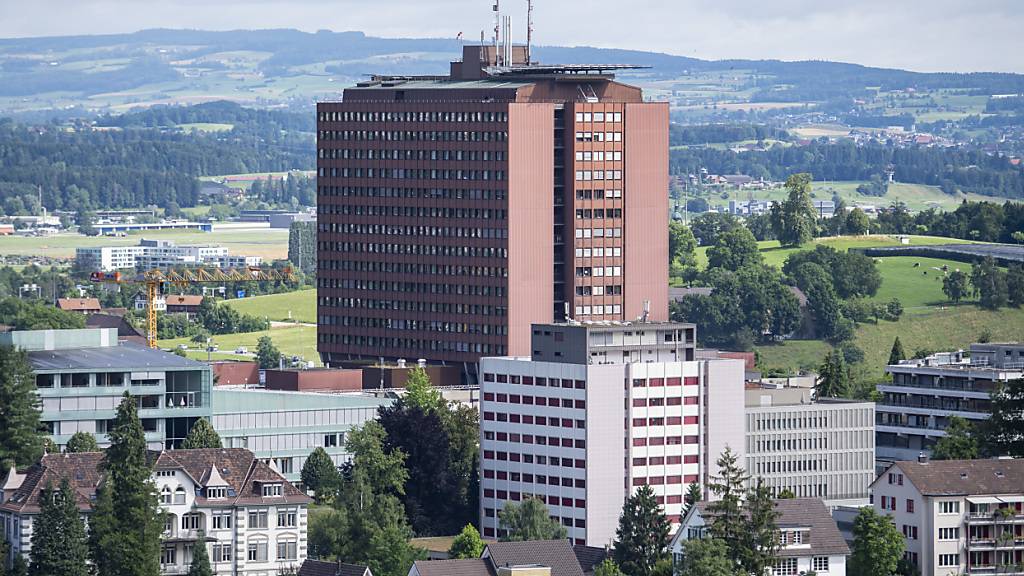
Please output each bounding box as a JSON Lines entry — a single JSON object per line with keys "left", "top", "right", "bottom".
{"left": 316, "top": 45, "right": 668, "bottom": 372}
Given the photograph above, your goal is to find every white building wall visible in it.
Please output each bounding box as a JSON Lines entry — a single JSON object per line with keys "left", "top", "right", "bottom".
{"left": 584, "top": 363, "right": 628, "bottom": 548}
{"left": 704, "top": 359, "right": 746, "bottom": 498}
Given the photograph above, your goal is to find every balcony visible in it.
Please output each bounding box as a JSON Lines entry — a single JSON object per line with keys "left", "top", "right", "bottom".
{"left": 966, "top": 566, "right": 1024, "bottom": 575}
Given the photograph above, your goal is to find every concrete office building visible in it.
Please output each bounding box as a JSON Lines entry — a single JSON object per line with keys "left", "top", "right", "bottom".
{"left": 745, "top": 387, "right": 875, "bottom": 506}
{"left": 316, "top": 44, "right": 669, "bottom": 372}
{"left": 76, "top": 239, "right": 261, "bottom": 272}
{"left": 878, "top": 343, "right": 1024, "bottom": 466}
{"left": 871, "top": 457, "right": 1024, "bottom": 576}
{"left": 212, "top": 388, "right": 390, "bottom": 482}
{"left": 0, "top": 328, "right": 212, "bottom": 450}
{"left": 478, "top": 321, "right": 745, "bottom": 547}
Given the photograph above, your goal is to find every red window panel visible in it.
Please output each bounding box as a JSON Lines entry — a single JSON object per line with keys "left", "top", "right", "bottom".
{"left": 497, "top": 471, "right": 508, "bottom": 480}
{"left": 562, "top": 418, "right": 573, "bottom": 428}
{"left": 551, "top": 397, "right": 561, "bottom": 407}
{"left": 575, "top": 518, "right": 586, "bottom": 528}
{"left": 557, "top": 438, "right": 569, "bottom": 447}
{"left": 685, "top": 474, "right": 699, "bottom": 483}
{"left": 484, "top": 373, "right": 495, "bottom": 382}
{"left": 496, "top": 432, "right": 508, "bottom": 441}
{"left": 575, "top": 479, "right": 586, "bottom": 488}
{"left": 574, "top": 399, "right": 586, "bottom": 409}
{"left": 649, "top": 456, "right": 665, "bottom": 465}
{"left": 632, "top": 379, "right": 646, "bottom": 388}
{"left": 684, "top": 376, "right": 699, "bottom": 386}
{"left": 684, "top": 455, "right": 699, "bottom": 464}
{"left": 547, "top": 495, "right": 559, "bottom": 505}
{"left": 509, "top": 433, "right": 520, "bottom": 442}
{"left": 523, "top": 396, "right": 534, "bottom": 405}
{"left": 536, "top": 397, "right": 548, "bottom": 406}
{"left": 497, "top": 452, "right": 508, "bottom": 461}
{"left": 562, "top": 380, "right": 574, "bottom": 389}
{"left": 575, "top": 499, "right": 586, "bottom": 508}
{"left": 575, "top": 459, "right": 585, "bottom": 468}
{"left": 485, "top": 508, "right": 496, "bottom": 517}
{"left": 649, "top": 476, "right": 665, "bottom": 485}
{"left": 650, "top": 437, "right": 665, "bottom": 446}
{"left": 667, "top": 475, "right": 682, "bottom": 484}
{"left": 684, "top": 397, "right": 698, "bottom": 405}
{"left": 684, "top": 415, "right": 699, "bottom": 425}
{"left": 484, "top": 412, "right": 495, "bottom": 421}
{"left": 510, "top": 453, "right": 521, "bottom": 462}
{"left": 632, "top": 477, "right": 646, "bottom": 486}
{"left": 509, "top": 395, "right": 521, "bottom": 404}
{"left": 510, "top": 375, "right": 521, "bottom": 384}
{"left": 497, "top": 490, "right": 507, "bottom": 499}
{"left": 483, "top": 450, "right": 495, "bottom": 459}
{"left": 536, "top": 377, "right": 548, "bottom": 387}
{"left": 562, "top": 477, "right": 574, "bottom": 487}
{"left": 667, "top": 456, "right": 683, "bottom": 465}
{"left": 536, "top": 416, "right": 547, "bottom": 425}
{"left": 632, "top": 398, "right": 647, "bottom": 407}
{"left": 633, "top": 457, "right": 647, "bottom": 466}
{"left": 907, "top": 499, "right": 915, "bottom": 513}
{"left": 633, "top": 438, "right": 647, "bottom": 447}
{"left": 483, "top": 527, "right": 495, "bottom": 537}
{"left": 497, "top": 413, "right": 508, "bottom": 422}
{"left": 667, "top": 416, "right": 683, "bottom": 425}
{"left": 561, "top": 497, "right": 573, "bottom": 507}
{"left": 575, "top": 380, "right": 586, "bottom": 389}
{"left": 523, "top": 474, "right": 534, "bottom": 483}
{"left": 575, "top": 439, "right": 586, "bottom": 449}
{"left": 683, "top": 436, "right": 698, "bottom": 444}
{"left": 496, "top": 393, "right": 508, "bottom": 402}
{"left": 649, "top": 398, "right": 665, "bottom": 407}
{"left": 667, "top": 495, "right": 683, "bottom": 504}
{"left": 666, "top": 514, "right": 681, "bottom": 524}
{"left": 484, "top": 469, "right": 495, "bottom": 479}
{"left": 523, "top": 415, "right": 534, "bottom": 424}
{"left": 483, "top": 392, "right": 495, "bottom": 401}
{"left": 650, "top": 378, "right": 665, "bottom": 387}
{"left": 549, "top": 436, "right": 560, "bottom": 446}
{"left": 549, "top": 476, "right": 561, "bottom": 485}
{"left": 667, "top": 397, "right": 683, "bottom": 406}
{"left": 633, "top": 418, "right": 647, "bottom": 427}
{"left": 649, "top": 417, "right": 665, "bottom": 426}
{"left": 522, "top": 376, "right": 534, "bottom": 385}
{"left": 497, "top": 374, "right": 508, "bottom": 383}
{"left": 667, "top": 377, "right": 682, "bottom": 386}
{"left": 656, "top": 496, "right": 665, "bottom": 505}
{"left": 484, "top": 489, "right": 495, "bottom": 498}
{"left": 510, "top": 492, "right": 521, "bottom": 501}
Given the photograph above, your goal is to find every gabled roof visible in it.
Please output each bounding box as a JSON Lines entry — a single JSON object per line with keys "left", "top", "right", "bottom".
{"left": 687, "top": 499, "right": 849, "bottom": 558}
{"left": 164, "top": 295, "right": 204, "bottom": 307}
{"left": 56, "top": 298, "right": 101, "bottom": 311}
{"left": 572, "top": 544, "right": 609, "bottom": 575}
{"left": 486, "top": 540, "right": 585, "bottom": 576}
{"left": 154, "top": 448, "right": 310, "bottom": 507}
{"left": 876, "top": 459, "right": 1024, "bottom": 496}
{"left": 0, "top": 452, "right": 104, "bottom": 514}
{"left": 298, "top": 559, "right": 371, "bottom": 576}
{"left": 411, "top": 559, "right": 495, "bottom": 576}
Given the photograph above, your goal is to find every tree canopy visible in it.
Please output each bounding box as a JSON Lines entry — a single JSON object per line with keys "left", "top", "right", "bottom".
{"left": 182, "top": 418, "right": 222, "bottom": 449}
{"left": 498, "top": 497, "right": 568, "bottom": 542}
{"left": 0, "top": 345, "right": 45, "bottom": 472}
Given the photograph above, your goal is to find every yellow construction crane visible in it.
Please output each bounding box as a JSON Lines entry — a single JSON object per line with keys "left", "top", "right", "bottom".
{"left": 90, "top": 266, "right": 295, "bottom": 349}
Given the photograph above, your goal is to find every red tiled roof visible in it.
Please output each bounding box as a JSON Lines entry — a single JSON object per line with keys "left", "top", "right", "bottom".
{"left": 165, "top": 295, "right": 204, "bottom": 307}
{"left": 0, "top": 452, "right": 104, "bottom": 514}
{"left": 56, "top": 298, "right": 101, "bottom": 311}
{"left": 154, "top": 448, "right": 310, "bottom": 506}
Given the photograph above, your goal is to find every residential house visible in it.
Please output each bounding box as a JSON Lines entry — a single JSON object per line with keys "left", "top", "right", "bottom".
{"left": 671, "top": 498, "right": 850, "bottom": 576}
{"left": 56, "top": 297, "right": 102, "bottom": 314}
{"left": 409, "top": 539, "right": 600, "bottom": 576}
{"left": 298, "top": 560, "right": 372, "bottom": 576}
{"left": 869, "top": 457, "right": 1024, "bottom": 576}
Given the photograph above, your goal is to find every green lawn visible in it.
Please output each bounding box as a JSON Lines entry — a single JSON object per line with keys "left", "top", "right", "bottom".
{"left": 870, "top": 256, "right": 974, "bottom": 311}
{"left": 158, "top": 324, "right": 320, "bottom": 366}
{"left": 224, "top": 289, "right": 316, "bottom": 323}
{"left": 1, "top": 228, "right": 289, "bottom": 260}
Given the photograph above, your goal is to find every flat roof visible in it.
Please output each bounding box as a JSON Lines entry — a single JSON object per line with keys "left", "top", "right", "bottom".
{"left": 349, "top": 78, "right": 534, "bottom": 90}
{"left": 212, "top": 388, "right": 391, "bottom": 413}
{"left": 28, "top": 343, "right": 206, "bottom": 372}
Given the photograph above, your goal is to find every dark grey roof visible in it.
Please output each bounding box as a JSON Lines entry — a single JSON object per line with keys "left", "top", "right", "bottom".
{"left": 572, "top": 545, "right": 609, "bottom": 575}
{"left": 693, "top": 498, "right": 849, "bottom": 558}
{"left": 884, "top": 459, "right": 1024, "bottom": 496}
{"left": 412, "top": 559, "right": 495, "bottom": 576}
{"left": 299, "top": 560, "right": 370, "bottom": 576}
{"left": 486, "top": 540, "right": 585, "bottom": 576}
{"left": 27, "top": 342, "right": 205, "bottom": 372}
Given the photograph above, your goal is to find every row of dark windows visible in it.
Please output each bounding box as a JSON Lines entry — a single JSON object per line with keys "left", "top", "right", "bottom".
{"left": 483, "top": 450, "right": 585, "bottom": 467}
{"left": 320, "top": 315, "right": 508, "bottom": 335}
{"left": 483, "top": 469, "right": 586, "bottom": 488}
{"left": 484, "top": 412, "right": 586, "bottom": 429}
{"left": 327, "top": 224, "right": 508, "bottom": 236}
{"left": 320, "top": 167, "right": 507, "bottom": 181}
{"left": 318, "top": 130, "right": 509, "bottom": 142}
{"left": 319, "top": 148, "right": 507, "bottom": 161}
{"left": 320, "top": 239, "right": 509, "bottom": 256}
{"left": 323, "top": 205, "right": 506, "bottom": 219}
{"left": 484, "top": 431, "right": 585, "bottom": 448}
{"left": 484, "top": 392, "right": 586, "bottom": 409}
{"left": 324, "top": 256, "right": 510, "bottom": 273}
{"left": 319, "top": 332, "right": 506, "bottom": 355}
{"left": 320, "top": 297, "right": 507, "bottom": 318}
{"left": 318, "top": 277, "right": 508, "bottom": 297}
{"left": 317, "top": 186, "right": 507, "bottom": 200}
{"left": 319, "top": 111, "right": 509, "bottom": 123}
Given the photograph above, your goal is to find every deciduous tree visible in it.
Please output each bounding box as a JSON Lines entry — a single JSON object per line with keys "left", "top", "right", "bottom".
{"left": 971, "top": 257, "right": 1009, "bottom": 310}
{"left": 613, "top": 485, "right": 671, "bottom": 576}
{"left": 932, "top": 416, "right": 979, "bottom": 460}
{"left": 255, "top": 335, "right": 281, "bottom": 369}
{"left": 850, "top": 507, "right": 904, "bottom": 576}
{"left": 448, "top": 524, "right": 485, "bottom": 559}
{"left": 770, "top": 173, "right": 817, "bottom": 247}
{"left": 677, "top": 538, "right": 740, "bottom": 576}
{"left": 706, "top": 226, "right": 762, "bottom": 271}
{"left": 942, "top": 270, "right": 970, "bottom": 304}
{"left": 65, "top": 431, "right": 99, "bottom": 453}
{"left": 498, "top": 497, "right": 567, "bottom": 542}
{"left": 182, "top": 418, "right": 221, "bottom": 449}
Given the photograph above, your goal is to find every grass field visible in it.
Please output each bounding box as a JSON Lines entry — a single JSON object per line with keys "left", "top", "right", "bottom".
{"left": 224, "top": 289, "right": 316, "bottom": 323}
{"left": 178, "top": 122, "right": 234, "bottom": 133}
{"left": 0, "top": 228, "right": 289, "bottom": 260}
{"left": 870, "top": 256, "right": 974, "bottom": 311}
{"left": 158, "top": 324, "right": 319, "bottom": 366}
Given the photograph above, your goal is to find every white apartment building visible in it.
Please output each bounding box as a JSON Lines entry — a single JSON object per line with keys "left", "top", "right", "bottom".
{"left": 870, "top": 457, "right": 1024, "bottom": 576}
{"left": 746, "top": 387, "right": 875, "bottom": 505}
{"left": 76, "top": 239, "right": 262, "bottom": 272}
{"left": 479, "top": 322, "right": 745, "bottom": 547}
{"left": 878, "top": 343, "right": 1024, "bottom": 466}
{"left": 671, "top": 498, "right": 850, "bottom": 576}
{"left": 1, "top": 448, "right": 311, "bottom": 576}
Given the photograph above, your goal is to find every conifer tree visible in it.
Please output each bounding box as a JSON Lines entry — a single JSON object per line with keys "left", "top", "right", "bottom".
{"left": 613, "top": 485, "right": 671, "bottom": 576}
{"left": 186, "top": 537, "right": 213, "bottom": 576}
{"left": 741, "top": 480, "right": 781, "bottom": 576}
{"left": 28, "top": 478, "right": 90, "bottom": 576}
{"left": 706, "top": 447, "right": 748, "bottom": 567}
{"left": 888, "top": 337, "right": 906, "bottom": 366}
{"left": 65, "top": 431, "right": 99, "bottom": 453}
{"left": 816, "top": 350, "right": 850, "bottom": 399}
{"left": 181, "top": 418, "right": 221, "bottom": 449}
{"left": 89, "top": 393, "right": 162, "bottom": 576}
{"left": 0, "top": 346, "right": 45, "bottom": 472}
{"left": 301, "top": 447, "right": 341, "bottom": 502}
{"left": 683, "top": 482, "right": 702, "bottom": 516}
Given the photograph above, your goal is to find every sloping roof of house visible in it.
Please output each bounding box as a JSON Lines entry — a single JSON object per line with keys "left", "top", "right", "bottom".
{"left": 298, "top": 559, "right": 370, "bottom": 576}
{"left": 56, "top": 298, "right": 101, "bottom": 311}
{"left": 572, "top": 544, "right": 609, "bottom": 574}
{"left": 411, "top": 559, "right": 496, "bottom": 576}
{"left": 692, "top": 498, "right": 850, "bottom": 558}
{"left": 882, "top": 458, "right": 1024, "bottom": 496}
{"left": 85, "top": 313, "right": 145, "bottom": 338}
{"left": 486, "top": 540, "right": 585, "bottom": 576}
{"left": 164, "top": 294, "right": 204, "bottom": 307}
{"left": 0, "top": 452, "right": 105, "bottom": 514}
{"left": 154, "top": 448, "right": 311, "bottom": 507}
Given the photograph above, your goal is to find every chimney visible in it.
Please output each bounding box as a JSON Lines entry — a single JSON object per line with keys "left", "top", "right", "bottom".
{"left": 918, "top": 452, "right": 929, "bottom": 464}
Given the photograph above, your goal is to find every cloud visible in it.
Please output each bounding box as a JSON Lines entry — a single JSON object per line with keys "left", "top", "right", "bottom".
{"left": 0, "top": 0, "right": 1019, "bottom": 73}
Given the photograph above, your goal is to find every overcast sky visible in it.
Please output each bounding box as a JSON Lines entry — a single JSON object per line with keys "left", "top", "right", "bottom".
{"left": 0, "top": 0, "right": 1020, "bottom": 73}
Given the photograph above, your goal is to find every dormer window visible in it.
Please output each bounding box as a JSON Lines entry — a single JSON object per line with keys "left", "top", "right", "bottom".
{"left": 207, "top": 487, "right": 227, "bottom": 499}
{"left": 262, "top": 483, "right": 282, "bottom": 497}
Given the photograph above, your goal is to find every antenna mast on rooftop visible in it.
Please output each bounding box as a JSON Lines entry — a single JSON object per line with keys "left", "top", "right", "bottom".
{"left": 493, "top": 1, "right": 501, "bottom": 66}
{"left": 526, "top": 0, "right": 534, "bottom": 65}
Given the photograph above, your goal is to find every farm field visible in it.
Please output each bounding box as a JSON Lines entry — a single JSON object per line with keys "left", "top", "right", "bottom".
{"left": 0, "top": 228, "right": 289, "bottom": 260}
{"left": 159, "top": 324, "right": 319, "bottom": 366}
{"left": 224, "top": 289, "right": 316, "bottom": 323}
